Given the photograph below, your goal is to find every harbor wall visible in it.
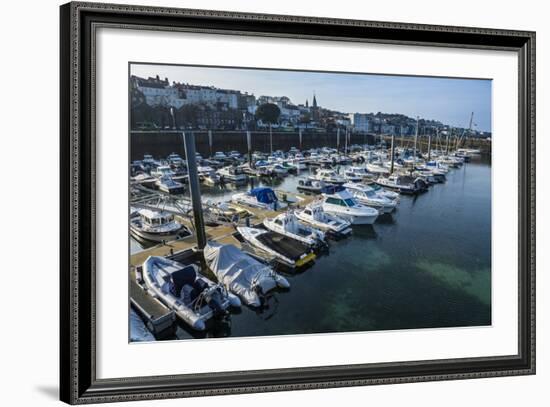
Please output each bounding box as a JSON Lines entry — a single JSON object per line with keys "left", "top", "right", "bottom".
{"left": 130, "top": 130, "right": 375, "bottom": 161}
{"left": 130, "top": 130, "right": 492, "bottom": 161}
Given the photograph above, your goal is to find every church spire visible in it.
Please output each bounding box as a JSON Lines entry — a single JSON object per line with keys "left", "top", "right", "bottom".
{"left": 305, "top": 99, "right": 309, "bottom": 108}
{"left": 312, "top": 92, "right": 317, "bottom": 108}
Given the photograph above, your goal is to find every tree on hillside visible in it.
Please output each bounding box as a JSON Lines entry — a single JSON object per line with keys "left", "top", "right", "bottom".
{"left": 255, "top": 103, "right": 281, "bottom": 153}
{"left": 299, "top": 111, "right": 311, "bottom": 130}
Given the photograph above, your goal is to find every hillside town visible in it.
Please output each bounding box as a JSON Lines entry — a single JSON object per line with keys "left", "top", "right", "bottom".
{"left": 130, "top": 75, "right": 492, "bottom": 139}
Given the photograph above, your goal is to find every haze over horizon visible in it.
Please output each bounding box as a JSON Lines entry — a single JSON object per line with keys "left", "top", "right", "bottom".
{"left": 131, "top": 63, "right": 492, "bottom": 133}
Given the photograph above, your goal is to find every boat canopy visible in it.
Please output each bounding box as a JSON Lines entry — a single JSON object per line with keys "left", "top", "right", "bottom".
{"left": 204, "top": 242, "right": 282, "bottom": 306}
{"left": 138, "top": 208, "right": 173, "bottom": 221}
{"left": 249, "top": 187, "right": 278, "bottom": 204}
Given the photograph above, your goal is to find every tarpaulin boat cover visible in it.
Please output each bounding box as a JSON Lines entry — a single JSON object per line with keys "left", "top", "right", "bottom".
{"left": 249, "top": 187, "right": 278, "bottom": 204}
{"left": 204, "top": 242, "right": 279, "bottom": 307}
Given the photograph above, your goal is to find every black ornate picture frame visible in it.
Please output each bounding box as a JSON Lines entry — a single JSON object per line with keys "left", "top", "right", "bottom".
{"left": 60, "top": 2, "right": 535, "bottom": 404}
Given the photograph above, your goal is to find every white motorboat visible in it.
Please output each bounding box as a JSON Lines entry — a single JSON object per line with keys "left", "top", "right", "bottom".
{"left": 343, "top": 166, "right": 369, "bottom": 182}
{"left": 364, "top": 181, "right": 400, "bottom": 201}
{"left": 423, "top": 160, "right": 449, "bottom": 174}
{"left": 263, "top": 211, "right": 326, "bottom": 247}
{"left": 236, "top": 227, "right": 316, "bottom": 268}
{"left": 217, "top": 166, "right": 248, "bottom": 183}
{"left": 280, "top": 160, "right": 300, "bottom": 172}
{"left": 155, "top": 175, "right": 185, "bottom": 194}
{"left": 366, "top": 162, "right": 390, "bottom": 174}
{"left": 203, "top": 200, "right": 247, "bottom": 222}
{"left": 231, "top": 187, "right": 287, "bottom": 211}
{"left": 204, "top": 242, "right": 290, "bottom": 308}
{"left": 167, "top": 153, "right": 185, "bottom": 167}
{"left": 267, "top": 163, "right": 289, "bottom": 176}
{"left": 321, "top": 188, "right": 379, "bottom": 225}
{"left": 228, "top": 150, "right": 242, "bottom": 160}
{"left": 456, "top": 148, "right": 481, "bottom": 156}
{"left": 150, "top": 165, "right": 176, "bottom": 179}
{"left": 130, "top": 172, "right": 156, "bottom": 187}
{"left": 142, "top": 154, "right": 160, "bottom": 167}
{"left": 142, "top": 256, "right": 241, "bottom": 331}
{"left": 198, "top": 166, "right": 220, "bottom": 185}
{"left": 296, "top": 178, "right": 327, "bottom": 194}
{"left": 343, "top": 182, "right": 398, "bottom": 213}
{"left": 213, "top": 151, "right": 227, "bottom": 160}
{"left": 293, "top": 152, "right": 306, "bottom": 161}
{"left": 375, "top": 174, "right": 424, "bottom": 195}
{"left": 295, "top": 203, "right": 352, "bottom": 238}
{"left": 291, "top": 160, "right": 307, "bottom": 171}
{"left": 438, "top": 155, "right": 463, "bottom": 168}
{"left": 312, "top": 168, "right": 346, "bottom": 185}
{"left": 412, "top": 167, "right": 445, "bottom": 183}
{"left": 130, "top": 208, "right": 191, "bottom": 242}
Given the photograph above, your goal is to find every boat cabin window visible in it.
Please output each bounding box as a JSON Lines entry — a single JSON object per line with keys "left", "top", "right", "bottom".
{"left": 365, "top": 190, "right": 376, "bottom": 198}
{"left": 275, "top": 219, "right": 283, "bottom": 226}
{"left": 304, "top": 209, "right": 312, "bottom": 215}
{"left": 326, "top": 197, "right": 347, "bottom": 207}
{"left": 343, "top": 198, "right": 355, "bottom": 207}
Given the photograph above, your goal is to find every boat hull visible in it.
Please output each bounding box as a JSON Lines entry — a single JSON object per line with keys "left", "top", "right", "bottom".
{"left": 339, "top": 213, "right": 378, "bottom": 225}
{"left": 130, "top": 225, "right": 187, "bottom": 242}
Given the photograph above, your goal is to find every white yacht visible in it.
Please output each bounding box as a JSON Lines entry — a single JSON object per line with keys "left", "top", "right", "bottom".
{"left": 267, "top": 163, "right": 289, "bottom": 176}
{"left": 213, "top": 151, "right": 227, "bottom": 160}
{"left": 155, "top": 176, "right": 185, "bottom": 194}
{"left": 142, "top": 154, "right": 159, "bottom": 167}
{"left": 366, "top": 161, "right": 390, "bottom": 174}
{"left": 198, "top": 166, "right": 220, "bottom": 185}
{"left": 321, "top": 188, "right": 379, "bottom": 225}
{"left": 344, "top": 182, "right": 398, "bottom": 213}
{"left": 130, "top": 208, "right": 190, "bottom": 242}
{"left": 263, "top": 211, "right": 326, "bottom": 247}
{"left": 295, "top": 203, "right": 352, "bottom": 237}
{"left": 130, "top": 172, "right": 156, "bottom": 187}
{"left": 167, "top": 153, "right": 185, "bottom": 167}
{"left": 375, "top": 174, "right": 423, "bottom": 195}
{"left": 312, "top": 168, "right": 346, "bottom": 185}
{"left": 343, "top": 166, "right": 369, "bottom": 182}
{"left": 438, "top": 155, "right": 463, "bottom": 168}
{"left": 294, "top": 152, "right": 306, "bottom": 161}
{"left": 150, "top": 165, "right": 176, "bottom": 179}
{"left": 364, "top": 181, "right": 400, "bottom": 201}
{"left": 217, "top": 166, "right": 248, "bottom": 183}
{"left": 423, "top": 160, "right": 449, "bottom": 174}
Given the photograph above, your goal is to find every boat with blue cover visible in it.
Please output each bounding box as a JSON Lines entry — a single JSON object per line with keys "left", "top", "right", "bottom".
{"left": 231, "top": 187, "right": 288, "bottom": 211}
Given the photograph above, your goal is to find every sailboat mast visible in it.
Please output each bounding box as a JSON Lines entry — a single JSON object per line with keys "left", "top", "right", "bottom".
{"left": 445, "top": 127, "right": 450, "bottom": 155}
{"left": 428, "top": 127, "right": 433, "bottom": 161}
{"left": 413, "top": 116, "right": 419, "bottom": 163}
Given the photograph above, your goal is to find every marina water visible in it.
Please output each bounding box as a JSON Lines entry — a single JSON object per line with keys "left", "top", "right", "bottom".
{"left": 131, "top": 158, "right": 491, "bottom": 339}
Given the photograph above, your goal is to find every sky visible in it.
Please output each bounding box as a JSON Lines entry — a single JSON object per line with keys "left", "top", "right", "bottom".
{"left": 131, "top": 63, "right": 492, "bottom": 132}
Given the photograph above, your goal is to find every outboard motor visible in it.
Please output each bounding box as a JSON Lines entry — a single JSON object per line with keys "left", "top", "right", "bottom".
{"left": 207, "top": 288, "right": 225, "bottom": 317}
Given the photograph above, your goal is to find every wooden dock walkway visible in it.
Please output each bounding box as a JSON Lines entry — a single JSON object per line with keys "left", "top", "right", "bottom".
{"left": 130, "top": 268, "right": 175, "bottom": 337}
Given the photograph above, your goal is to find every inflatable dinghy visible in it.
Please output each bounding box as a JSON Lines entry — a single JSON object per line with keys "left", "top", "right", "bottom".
{"left": 142, "top": 256, "right": 241, "bottom": 331}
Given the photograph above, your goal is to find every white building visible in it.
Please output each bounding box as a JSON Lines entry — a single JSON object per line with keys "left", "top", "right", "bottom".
{"left": 134, "top": 76, "right": 187, "bottom": 108}
{"left": 350, "top": 113, "right": 370, "bottom": 132}
{"left": 132, "top": 76, "right": 240, "bottom": 110}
